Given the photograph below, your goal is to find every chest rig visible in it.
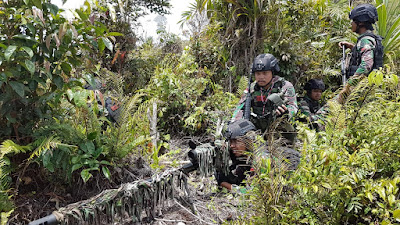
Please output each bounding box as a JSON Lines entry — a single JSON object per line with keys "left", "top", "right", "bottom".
{"left": 250, "top": 80, "right": 284, "bottom": 132}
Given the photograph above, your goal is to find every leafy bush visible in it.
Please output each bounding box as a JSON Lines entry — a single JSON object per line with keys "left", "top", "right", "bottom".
{"left": 251, "top": 69, "right": 400, "bottom": 224}
{"left": 0, "top": 0, "right": 120, "bottom": 141}
{"left": 138, "top": 48, "right": 238, "bottom": 135}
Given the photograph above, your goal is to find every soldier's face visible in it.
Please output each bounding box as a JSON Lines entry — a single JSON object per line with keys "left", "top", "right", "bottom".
{"left": 230, "top": 139, "right": 246, "bottom": 157}
{"left": 310, "top": 89, "right": 323, "bottom": 101}
{"left": 255, "top": 70, "right": 273, "bottom": 87}
{"left": 351, "top": 21, "right": 357, "bottom": 32}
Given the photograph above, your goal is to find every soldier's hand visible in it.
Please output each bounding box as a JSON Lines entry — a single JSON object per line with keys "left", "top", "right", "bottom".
{"left": 275, "top": 105, "right": 288, "bottom": 116}
{"left": 339, "top": 41, "right": 354, "bottom": 49}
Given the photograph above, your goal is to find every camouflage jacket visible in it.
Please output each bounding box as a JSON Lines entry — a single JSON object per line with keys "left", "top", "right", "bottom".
{"left": 298, "top": 96, "right": 324, "bottom": 122}
{"left": 232, "top": 76, "right": 298, "bottom": 132}
{"left": 352, "top": 31, "right": 377, "bottom": 77}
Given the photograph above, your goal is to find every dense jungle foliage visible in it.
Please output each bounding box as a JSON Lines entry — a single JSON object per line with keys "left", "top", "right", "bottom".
{"left": 1, "top": 0, "right": 400, "bottom": 224}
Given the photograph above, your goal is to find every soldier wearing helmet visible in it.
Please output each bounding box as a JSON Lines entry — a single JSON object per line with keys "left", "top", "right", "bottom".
{"left": 338, "top": 4, "right": 384, "bottom": 104}
{"left": 232, "top": 53, "right": 298, "bottom": 144}
{"left": 339, "top": 4, "right": 384, "bottom": 78}
{"left": 218, "top": 118, "right": 301, "bottom": 191}
{"left": 217, "top": 119, "right": 257, "bottom": 191}
{"left": 298, "top": 79, "right": 326, "bottom": 129}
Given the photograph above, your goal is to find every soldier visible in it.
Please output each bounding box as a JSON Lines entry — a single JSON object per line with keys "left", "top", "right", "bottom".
{"left": 298, "top": 79, "right": 325, "bottom": 129}
{"left": 232, "top": 53, "right": 298, "bottom": 145}
{"left": 338, "top": 4, "right": 384, "bottom": 103}
{"left": 217, "top": 119, "right": 300, "bottom": 191}
{"left": 217, "top": 119, "right": 257, "bottom": 191}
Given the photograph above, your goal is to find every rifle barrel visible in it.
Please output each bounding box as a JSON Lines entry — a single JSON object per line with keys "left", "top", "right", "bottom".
{"left": 342, "top": 45, "right": 347, "bottom": 86}
{"left": 28, "top": 213, "right": 58, "bottom": 225}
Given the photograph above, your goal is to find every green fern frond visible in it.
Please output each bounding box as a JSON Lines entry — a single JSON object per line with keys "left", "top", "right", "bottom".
{"left": 0, "top": 140, "right": 32, "bottom": 157}
{"left": 29, "top": 136, "right": 76, "bottom": 161}
{"left": 237, "top": 76, "right": 249, "bottom": 97}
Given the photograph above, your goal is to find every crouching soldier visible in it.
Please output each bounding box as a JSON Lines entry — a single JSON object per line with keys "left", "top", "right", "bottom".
{"left": 216, "top": 119, "right": 257, "bottom": 191}
{"left": 298, "top": 79, "right": 326, "bottom": 130}
{"left": 217, "top": 119, "right": 300, "bottom": 191}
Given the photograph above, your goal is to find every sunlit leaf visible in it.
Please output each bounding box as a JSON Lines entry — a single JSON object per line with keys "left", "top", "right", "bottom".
{"left": 5, "top": 45, "right": 17, "bottom": 61}
{"left": 108, "top": 32, "right": 124, "bottom": 37}
{"left": 102, "top": 166, "right": 111, "bottom": 180}
{"left": 81, "top": 169, "right": 93, "bottom": 183}
{"left": 393, "top": 209, "right": 400, "bottom": 219}
{"left": 21, "top": 46, "right": 34, "bottom": 58}
{"left": 101, "top": 37, "right": 113, "bottom": 51}
{"left": 24, "top": 60, "right": 35, "bottom": 74}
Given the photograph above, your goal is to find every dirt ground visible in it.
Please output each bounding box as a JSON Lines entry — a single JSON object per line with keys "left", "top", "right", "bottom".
{"left": 8, "top": 136, "right": 254, "bottom": 225}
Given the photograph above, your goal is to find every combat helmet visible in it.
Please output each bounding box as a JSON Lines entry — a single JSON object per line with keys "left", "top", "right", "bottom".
{"left": 304, "top": 79, "right": 325, "bottom": 92}
{"left": 251, "top": 54, "right": 280, "bottom": 73}
{"left": 349, "top": 4, "right": 378, "bottom": 24}
{"left": 225, "top": 119, "right": 256, "bottom": 140}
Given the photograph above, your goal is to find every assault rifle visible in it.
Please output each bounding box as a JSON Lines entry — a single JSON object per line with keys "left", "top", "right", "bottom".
{"left": 29, "top": 140, "right": 228, "bottom": 225}
{"left": 341, "top": 45, "right": 347, "bottom": 86}
{"left": 180, "top": 140, "right": 230, "bottom": 177}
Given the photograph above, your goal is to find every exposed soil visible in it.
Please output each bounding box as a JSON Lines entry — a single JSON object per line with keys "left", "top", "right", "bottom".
{"left": 8, "top": 136, "right": 252, "bottom": 225}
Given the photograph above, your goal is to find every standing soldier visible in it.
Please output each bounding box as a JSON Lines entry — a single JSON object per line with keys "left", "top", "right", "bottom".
{"left": 298, "top": 79, "right": 325, "bottom": 130}
{"left": 338, "top": 4, "right": 384, "bottom": 103}
{"left": 232, "top": 53, "right": 298, "bottom": 145}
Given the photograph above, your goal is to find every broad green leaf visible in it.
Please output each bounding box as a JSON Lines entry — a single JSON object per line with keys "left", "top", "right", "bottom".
{"left": 21, "top": 46, "right": 34, "bottom": 58}
{"left": 76, "top": 9, "right": 88, "bottom": 21}
{"left": 87, "top": 131, "right": 97, "bottom": 140}
{"left": 23, "top": 0, "right": 30, "bottom": 5}
{"left": 388, "top": 194, "right": 396, "bottom": 206}
{"left": 80, "top": 169, "right": 93, "bottom": 183}
{"left": 66, "top": 89, "right": 74, "bottom": 101}
{"left": 5, "top": 45, "right": 17, "bottom": 61}
{"left": 71, "top": 156, "right": 81, "bottom": 164}
{"left": 102, "top": 166, "right": 111, "bottom": 180}
{"left": 53, "top": 75, "right": 64, "bottom": 89}
{"left": 101, "top": 37, "right": 113, "bottom": 51}
{"left": 27, "top": 24, "right": 36, "bottom": 35}
{"left": 9, "top": 81, "right": 25, "bottom": 97}
{"left": 377, "top": 187, "right": 386, "bottom": 200}
{"left": 61, "top": 62, "right": 72, "bottom": 74}
{"left": 21, "top": 16, "right": 27, "bottom": 25}
{"left": 98, "top": 38, "right": 105, "bottom": 52}
{"left": 13, "top": 34, "right": 38, "bottom": 42}
{"left": 366, "top": 192, "right": 373, "bottom": 202}
{"left": 84, "top": 141, "right": 95, "bottom": 154}
{"left": 47, "top": 3, "right": 59, "bottom": 16}
{"left": 108, "top": 32, "right": 124, "bottom": 37}
{"left": 32, "top": 0, "right": 42, "bottom": 9}
{"left": 393, "top": 209, "right": 400, "bottom": 219}
{"left": 321, "top": 182, "right": 332, "bottom": 189}
{"left": 71, "top": 164, "right": 83, "bottom": 173}
{"left": 24, "top": 60, "right": 35, "bottom": 74}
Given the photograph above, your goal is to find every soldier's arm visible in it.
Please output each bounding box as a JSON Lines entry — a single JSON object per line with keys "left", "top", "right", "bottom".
{"left": 354, "top": 37, "right": 375, "bottom": 77}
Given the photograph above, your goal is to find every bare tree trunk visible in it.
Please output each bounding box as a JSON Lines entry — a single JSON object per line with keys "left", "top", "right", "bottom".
{"left": 148, "top": 101, "right": 158, "bottom": 151}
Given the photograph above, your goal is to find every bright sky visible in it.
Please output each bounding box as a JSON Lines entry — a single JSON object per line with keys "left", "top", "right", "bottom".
{"left": 51, "top": 0, "right": 194, "bottom": 39}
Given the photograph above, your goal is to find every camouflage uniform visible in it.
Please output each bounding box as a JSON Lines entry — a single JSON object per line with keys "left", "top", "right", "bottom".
{"left": 339, "top": 30, "right": 381, "bottom": 104}
{"left": 298, "top": 96, "right": 324, "bottom": 122}
{"left": 232, "top": 76, "right": 298, "bottom": 143}
{"left": 298, "top": 96, "right": 326, "bottom": 131}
